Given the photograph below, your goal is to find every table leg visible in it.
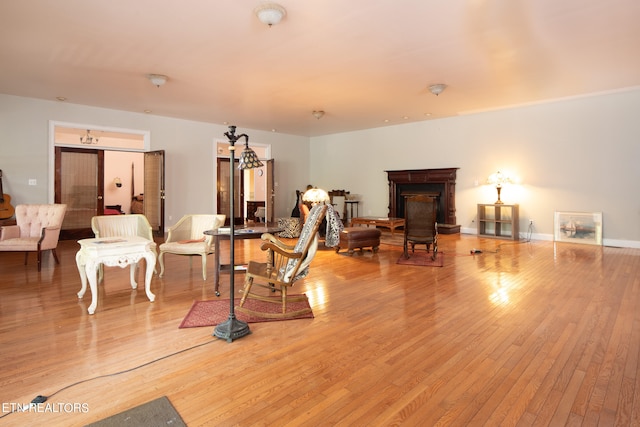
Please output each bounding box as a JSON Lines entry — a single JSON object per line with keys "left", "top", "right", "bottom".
{"left": 76, "top": 252, "right": 99, "bottom": 315}
{"left": 76, "top": 251, "right": 87, "bottom": 300}
{"left": 129, "top": 263, "right": 138, "bottom": 289}
{"left": 84, "top": 259, "right": 100, "bottom": 315}
{"left": 143, "top": 251, "right": 156, "bottom": 302}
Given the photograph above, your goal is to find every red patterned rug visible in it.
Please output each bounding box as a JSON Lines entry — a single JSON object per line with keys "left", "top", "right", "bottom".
{"left": 396, "top": 251, "right": 444, "bottom": 267}
{"left": 179, "top": 295, "right": 313, "bottom": 328}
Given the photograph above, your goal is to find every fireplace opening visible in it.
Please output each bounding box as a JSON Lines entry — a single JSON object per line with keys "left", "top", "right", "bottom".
{"left": 397, "top": 184, "right": 446, "bottom": 224}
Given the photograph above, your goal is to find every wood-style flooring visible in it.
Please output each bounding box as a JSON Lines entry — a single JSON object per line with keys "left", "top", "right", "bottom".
{"left": 0, "top": 232, "right": 639, "bottom": 426}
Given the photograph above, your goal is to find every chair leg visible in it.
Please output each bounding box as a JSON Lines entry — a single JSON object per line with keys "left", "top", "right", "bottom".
{"left": 237, "top": 276, "right": 254, "bottom": 309}
{"left": 158, "top": 251, "right": 166, "bottom": 277}
{"left": 201, "top": 254, "right": 207, "bottom": 281}
{"left": 37, "top": 248, "right": 42, "bottom": 272}
{"left": 281, "top": 286, "right": 287, "bottom": 314}
{"left": 24, "top": 252, "right": 29, "bottom": 266}
{"left": 52, "top": 249, "right": 60, "bottom": 264}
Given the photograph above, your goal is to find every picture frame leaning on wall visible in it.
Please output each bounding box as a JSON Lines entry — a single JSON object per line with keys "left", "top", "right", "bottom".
{"left": 554, "top": 211, "right": 603, "bottom": 245}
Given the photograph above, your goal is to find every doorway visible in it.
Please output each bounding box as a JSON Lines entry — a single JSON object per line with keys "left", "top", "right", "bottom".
{"left": 51, "top": 122, "right": 165, "bottom": 239}
{"left": 216, "top": 158, "right": 274, "bottom": 226}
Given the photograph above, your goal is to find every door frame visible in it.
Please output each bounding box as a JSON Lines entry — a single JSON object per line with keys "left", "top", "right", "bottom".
{"left": 49, "top": 121, "right": 163, "bottom": 238}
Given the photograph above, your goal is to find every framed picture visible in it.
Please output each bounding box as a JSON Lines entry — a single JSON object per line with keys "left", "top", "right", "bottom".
{"left": 554, "top": 211, "right": 603, "bottom": 245}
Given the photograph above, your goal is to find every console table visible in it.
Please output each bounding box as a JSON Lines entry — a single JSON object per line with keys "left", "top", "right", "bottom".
{"left": 76, "top": 236, "right": 156, "bottom": 314}
{"left": 350, "top": 217, "right": 405, "bottom": 235}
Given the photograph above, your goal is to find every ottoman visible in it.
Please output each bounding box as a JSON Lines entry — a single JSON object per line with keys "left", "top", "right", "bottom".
{"left": 336, "top": 227, "right": 381, "bottom": 255}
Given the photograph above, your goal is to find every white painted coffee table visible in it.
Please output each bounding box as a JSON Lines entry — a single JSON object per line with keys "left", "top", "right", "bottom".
{"left": 76, "top": 236, "right": 156, "bottom": 314}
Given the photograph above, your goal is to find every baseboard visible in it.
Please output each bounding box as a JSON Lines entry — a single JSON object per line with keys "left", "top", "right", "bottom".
{"left": 459, "top": 228, "right": 640, "bottom": 249}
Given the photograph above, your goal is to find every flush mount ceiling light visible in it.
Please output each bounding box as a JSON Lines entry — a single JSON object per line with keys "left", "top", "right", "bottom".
{"left": 312, "top": 110, "right": 325, "bottom": 120}
{"left": 254, "top": 3, "right": 286, "bottom": 26}
{"left": 147, "top": 74, "right": 168, "bottom": 87}
{"left": 428, "top": 83, "right": 447, "bottom": 96}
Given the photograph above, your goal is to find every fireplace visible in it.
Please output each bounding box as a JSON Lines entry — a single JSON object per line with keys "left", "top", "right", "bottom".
{"left": 386, "top": 168, "right": 459, "bottom": 230}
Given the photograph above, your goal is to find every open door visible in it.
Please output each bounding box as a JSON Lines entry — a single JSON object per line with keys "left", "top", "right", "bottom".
{"left": 55, "top": 147, "right": 104, "bottom": 240}
{"left": 143, "top": 150, "right": 165, "bottom": 236}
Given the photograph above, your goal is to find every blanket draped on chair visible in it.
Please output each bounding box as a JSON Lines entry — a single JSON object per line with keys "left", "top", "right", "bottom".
{"left": 324, "top": 204, "right": 344, "bottom": 248}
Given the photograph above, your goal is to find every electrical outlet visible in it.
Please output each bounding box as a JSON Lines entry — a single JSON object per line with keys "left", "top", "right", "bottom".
{"left": 28, "top": 179, "right": 37, "bottom": 186}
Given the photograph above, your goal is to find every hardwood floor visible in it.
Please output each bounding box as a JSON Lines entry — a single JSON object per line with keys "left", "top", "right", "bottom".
{"left": 0, "top": 232, "right": 639, "bottom": 426}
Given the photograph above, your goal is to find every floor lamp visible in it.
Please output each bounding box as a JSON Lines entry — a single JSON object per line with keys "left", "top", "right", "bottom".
{"left": 213, "top": 125, "right": 263, "bottom": 343}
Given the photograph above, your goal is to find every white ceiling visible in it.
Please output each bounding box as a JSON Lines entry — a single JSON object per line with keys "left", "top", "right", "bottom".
{"left": 1, "top": 0, "right": 639, "bottom": 137}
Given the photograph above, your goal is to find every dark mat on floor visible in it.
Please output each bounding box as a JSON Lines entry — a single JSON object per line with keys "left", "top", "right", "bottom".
{"left": 85, "top": 396, "right": 185, "bottom": 427}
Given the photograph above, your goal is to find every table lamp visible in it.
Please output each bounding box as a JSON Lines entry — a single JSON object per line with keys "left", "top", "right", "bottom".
{"left": 487, "top": 171, "right": 512, "bottom": 204}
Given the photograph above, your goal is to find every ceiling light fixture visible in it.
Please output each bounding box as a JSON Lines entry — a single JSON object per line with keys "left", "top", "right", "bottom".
{"left": 80, "top": 129, "right": 99, "bottom": 145}
{"left": 147, "top": 74, "right": 168, "bottom": 87}
{"left": 312, "top": 110, "right": 325, "bottom": 120}
{"left": 428, "top": 83, "right": 447, "bottom": 96}
{"left": 254, "top": 3, "right": 286, "bottom": 26}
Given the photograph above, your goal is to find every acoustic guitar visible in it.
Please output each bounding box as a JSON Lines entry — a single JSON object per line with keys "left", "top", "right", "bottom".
{"left": 0, "top": 170, "right": 16, "bottom": 219}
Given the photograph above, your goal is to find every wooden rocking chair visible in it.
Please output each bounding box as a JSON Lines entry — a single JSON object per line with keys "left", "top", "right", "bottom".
{"left": 236, "top": 204, "right": 328, "bottom": 319}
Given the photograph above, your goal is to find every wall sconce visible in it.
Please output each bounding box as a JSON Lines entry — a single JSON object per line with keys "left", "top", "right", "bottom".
{"left": 114, "top": 177, "right": 122, "bottom": 188}
{"left": 487, "top": 171, "right": 512, "bottom": 204}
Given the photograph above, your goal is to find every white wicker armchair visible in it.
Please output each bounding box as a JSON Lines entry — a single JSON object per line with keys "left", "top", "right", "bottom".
{"left": 158, "top": 214, "right": 225, "bottom": 280}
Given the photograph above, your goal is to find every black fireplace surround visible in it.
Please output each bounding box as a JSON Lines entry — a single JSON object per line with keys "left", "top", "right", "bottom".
{"left": 386, "top": 168, "right": 458, "bottom": 225}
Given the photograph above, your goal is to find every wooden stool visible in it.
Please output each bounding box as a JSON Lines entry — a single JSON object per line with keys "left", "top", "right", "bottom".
{"left": 336, "top": 227, "right": 381, "bottom": 255}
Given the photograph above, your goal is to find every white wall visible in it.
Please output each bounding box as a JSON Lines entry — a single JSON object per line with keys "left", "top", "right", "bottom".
{"left": 0, "top": 94, "right": 310, "bottom": 228}
{"left": 310, "top": 88, "right": 640, "bottom": 247}
{"left": 3, "top": 89, "right": 639, "bottom": 247}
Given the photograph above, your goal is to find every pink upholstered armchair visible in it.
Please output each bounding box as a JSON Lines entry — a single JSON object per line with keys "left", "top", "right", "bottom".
{"left": 0, "top": 204, "right": 67, "bottom": 271}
